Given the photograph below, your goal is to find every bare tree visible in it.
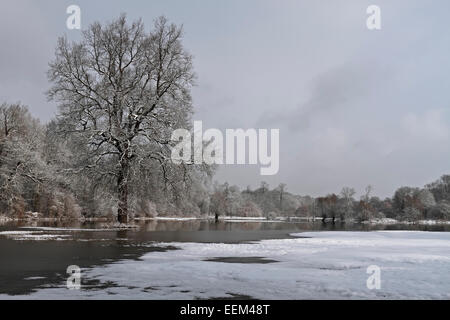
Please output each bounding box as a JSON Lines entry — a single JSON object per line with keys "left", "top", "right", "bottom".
{"left": 278, "top": 183, "right": 286, "bottom": 211}
{"left": 362, "top": 185, "right": 373, "bottom": 202}
{"left": 0, "top": 102, "right": 31, "bottom": 140}
{"left": 47, "top": 15, "right": 195, "bottom": 223}
{"left": 260, "top": 181, "right": 269, "bottom": 193}
{"left": 0, "top": 103, "right": 51, "bottom": 217}
{"left": 356, "top": 185, "right": 374, "bottom": 221}
{"left": 340, "top": 186, "right": 355, "bottom": 220}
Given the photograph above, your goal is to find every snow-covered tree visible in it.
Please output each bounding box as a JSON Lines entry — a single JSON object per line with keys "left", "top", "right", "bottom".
{"left": 339, "top": 187, "right": 356, "bottom": 220}
{"left": 429, "top": 201, "right": 450, "bottom": 220}
{"left": 47, "top": 15, "right": 196, "bottom": 223}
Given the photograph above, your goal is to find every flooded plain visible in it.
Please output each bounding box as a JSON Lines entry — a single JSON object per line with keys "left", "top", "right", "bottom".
{"left": 1, "top": 219, "right": 449, "bottom": 297}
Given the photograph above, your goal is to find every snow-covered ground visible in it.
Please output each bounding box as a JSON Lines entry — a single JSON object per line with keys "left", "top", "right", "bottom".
{"left": 141, "top": 216, "right": 274, "bottom": 222}
{"left": 1, "top": 231, "right": 449, "bottom": 299}
{"left": 137, "top": 217, "right": 202, "bottom": 221}
{"left": 0, "top": 230, "right": 71, "bottom": 241}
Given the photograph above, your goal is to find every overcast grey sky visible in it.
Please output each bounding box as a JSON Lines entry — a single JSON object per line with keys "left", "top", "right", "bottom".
{"left": 1, "top": 0, "right": 449, "bottom": 198}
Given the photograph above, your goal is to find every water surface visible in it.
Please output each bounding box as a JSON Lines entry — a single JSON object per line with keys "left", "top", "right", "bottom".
{"left": 1, "top": 219, "right": 449, "bottom": 296}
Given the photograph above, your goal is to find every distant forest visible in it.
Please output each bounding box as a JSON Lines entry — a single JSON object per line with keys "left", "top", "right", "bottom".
{"left": 0, "top": 101, "right": 212, "bottom": 221}
{"left": 1, "top": 16, "right": 450, "bottom": 223}
{"left": 209, "top": 178, "right": 450, "bottom": 223}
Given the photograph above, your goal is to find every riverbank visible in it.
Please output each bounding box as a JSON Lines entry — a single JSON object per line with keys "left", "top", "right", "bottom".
{"left": 2, "top": 214, "right": 450, "bottom": 227}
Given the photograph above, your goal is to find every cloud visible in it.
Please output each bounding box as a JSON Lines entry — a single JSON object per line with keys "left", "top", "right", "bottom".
{"left": 258, "top": 60, "right": 392, "bottom": 133}
{"left": 402, "top": 109, "right": 449, "bottom": 141}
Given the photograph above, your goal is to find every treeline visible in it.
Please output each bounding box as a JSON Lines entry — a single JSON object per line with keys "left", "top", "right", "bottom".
{"left": 1, "top": 16, "right": 215, "bottom": 222}
{"left": 0, "top": 102, "right": 212, "bottom": 220}
{"left": 2, "top": 101, "right": 450, "bottom": 222}
{"left": 209, "top": 179, "right": 450, "bottom": 222}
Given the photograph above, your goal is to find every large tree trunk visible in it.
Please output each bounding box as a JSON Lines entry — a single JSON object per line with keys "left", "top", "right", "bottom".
{"left": 117, "top": 159, "right": 129, "bottom": 224}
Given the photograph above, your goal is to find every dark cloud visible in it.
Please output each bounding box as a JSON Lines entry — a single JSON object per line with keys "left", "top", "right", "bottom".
{"left": 258, "top": 60, "right": 393, "bottom": 133}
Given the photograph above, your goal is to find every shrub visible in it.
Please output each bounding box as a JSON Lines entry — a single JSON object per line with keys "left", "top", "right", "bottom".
{"left": 400, "top": 207, "right": 422, "bottom": 222}
{"left": 429, "top": 201, "right": 450, "bottom": 220}
{"left": 236, "top": 201, "right": 263, "bottom": 217}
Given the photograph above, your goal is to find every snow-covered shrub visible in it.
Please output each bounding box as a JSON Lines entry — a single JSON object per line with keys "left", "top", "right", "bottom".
{"left": 11, "top": 195, "right": 26, "bottom": 218}
{"left": 178, "top": 201, "right": 201, "bottom": 217}
{"left": 236, "top": 201, "right": 263, "bottom": 217}
{"left": 267, "top": 212, "right": 278, "bottom": 220}
{"left": 156, "top": 202, "right": 178, "bottom": 217}
{"left": 428, "top": 201, "right": 450, "bottom": 220}
{"left": 134, "top": 199, "right": 159, "bottom": 218}
{"left": 92, "top": 191, "right": 117, "bottom": 220}
{"left": 400, "top": 207, "right": 422, "bottom": 222}
{"left": 62, "top": 194, "right": 82, "bottom": 219}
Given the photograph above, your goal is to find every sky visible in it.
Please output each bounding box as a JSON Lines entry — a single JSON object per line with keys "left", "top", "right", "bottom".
{"left": 1, "top": 0, "right": 449, "bottom": 198}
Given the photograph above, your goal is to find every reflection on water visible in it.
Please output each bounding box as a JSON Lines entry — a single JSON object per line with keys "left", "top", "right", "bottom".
{"left": 2, "top": 218, "right": 450, "bottom": 233}
{"left": 2, "top": 218, "right": 450, "bottom": 247}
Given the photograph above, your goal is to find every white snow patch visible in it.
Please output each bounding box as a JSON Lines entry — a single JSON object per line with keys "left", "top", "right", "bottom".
{"left": 10, "top": 234, "right": 71, "bottom": 241}
{"left": 223, "top": 219, "right": 282, "bottom": 223}
{"left": 1, "top": 230, "right": 71, "bottom": 241}
{"left": 151, "top": 217, "right": 201, "bottom": 221}
{"left": 417, "top": 220, "right": 450, "bottom": 225}
{"left": 0, "top": 231, "right": 39, "bottom": 235}
{"left": 221, "top": 216, "right": 268, "bottom": 221}
{"left": 20, "top": 227, "right": 123, "bottom": 232}
{"left": 365, "top": 218, "right": 399, "bottom": 224}
{"left": 24, "top": 277, "right": 47, "bottom": 281}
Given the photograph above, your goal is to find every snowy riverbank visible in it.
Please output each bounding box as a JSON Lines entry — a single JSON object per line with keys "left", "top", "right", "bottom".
{"left": 2, "top": 213, "right": 450, "bottom": 226}
{"left": 2, "top": 231, "right": 449, "bottom": 299}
